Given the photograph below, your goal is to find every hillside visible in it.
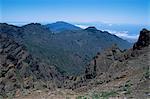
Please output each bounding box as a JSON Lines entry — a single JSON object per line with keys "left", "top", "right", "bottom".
{"left": 0, "top": 33, "right": 63, "bottom": 98}
{"left": 0, "top": 23, "right": 131, "bottom": 75}
{"left": 63, "top": 28, "right": 150, "bottom": 99}
{"left": 0, "top": 23, "right": 149, "bottom": 98}
{"left": 10, "top": 28, "right": 150, "bottom": 99}
{"left": 49, "top": 26, "right": 132, "bottom": 74}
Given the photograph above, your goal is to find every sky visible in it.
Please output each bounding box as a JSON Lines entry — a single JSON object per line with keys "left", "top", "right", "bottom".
{"left": 0, "top": 0, "right": 150, "bottom": 25}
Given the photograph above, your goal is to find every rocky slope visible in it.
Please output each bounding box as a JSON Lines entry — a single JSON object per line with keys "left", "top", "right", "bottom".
{"left": 63, "top": 28, "right": 150, "bottom": 99}
{"left": 12, "top": 28, "right": 149, "bottom": 99}
{"left": 0, "top": 25, "right": 149, "bottom": 98}
{"left": 0, "top": 23, "right": 131, "bottom": 75}
{"left": 0, "top": 33, "right": 63, "bottom": 98}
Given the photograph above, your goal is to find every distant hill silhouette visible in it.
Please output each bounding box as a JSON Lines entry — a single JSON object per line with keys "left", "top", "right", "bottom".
{"left": 45, "top": 21, "right": 82, "bottom": 33}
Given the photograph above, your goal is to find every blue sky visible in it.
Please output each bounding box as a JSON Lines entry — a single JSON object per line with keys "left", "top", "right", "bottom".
{"left": 1, "top": 0, "right": 149, "bottom": 24}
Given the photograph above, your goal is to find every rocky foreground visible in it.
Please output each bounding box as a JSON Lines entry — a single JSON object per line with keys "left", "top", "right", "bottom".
{"left": 61, "top": 29, "right": 150, "bottom": 99}
{"left": 0, "top": 29, "right": 149, "bottom": 99}
{"left": 0, "top": 33, "right": 63, "bottom": 98}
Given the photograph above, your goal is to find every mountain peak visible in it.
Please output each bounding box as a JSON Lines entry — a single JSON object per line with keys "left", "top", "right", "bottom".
{"left": 46, "top": 21, "right": 81, "bottom": 33}
{"left": 23, "top": 23, "right": 42, "bottom": 27}
{"left": 133, "top": 28, "right": 150, "bottom": 50}
{"left": 85, "top": 26, "right": 98, "bottom": 31}
{"left": 55, "top": 21, "right": 70, "bottom": 24}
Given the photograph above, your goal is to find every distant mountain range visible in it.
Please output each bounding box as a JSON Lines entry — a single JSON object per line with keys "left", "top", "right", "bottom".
{"left": 5, "top": 21, "right": 149, "bottom": 43}
{"left": 77, "top": 22, "right": 150, "bottom": 41}
{"left": 0, "top": 22, "right": 131, "bottom": 75}
{"left": 45, "top": 21, "right": 82, "bottom": 33}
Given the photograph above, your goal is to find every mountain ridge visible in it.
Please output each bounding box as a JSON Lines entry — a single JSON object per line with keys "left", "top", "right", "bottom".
{"left": 0, "top": 22, "right": 132, "bottom": 75}
{"left": 0, "top": 33, "right": 63, "bottom": 97}
{"left": 0, "top": 22, "right": 149, "bottom": 98}
{"left": 62, "top": 28, "right": 150, "bottom": 98}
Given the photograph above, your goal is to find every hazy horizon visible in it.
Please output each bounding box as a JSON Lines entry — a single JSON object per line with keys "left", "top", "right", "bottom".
{"left": 1, "top": 0, "right": 150, "bottom": 42}
{"left": 1, "top": 0, "right": 150, "bottom": 25}
{"left": 1, "top": 20, "right": 148, "bottom": 43}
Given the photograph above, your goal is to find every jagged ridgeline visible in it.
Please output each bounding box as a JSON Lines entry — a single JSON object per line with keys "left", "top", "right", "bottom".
{"left": 0, "top": 23, "right": 131, "bottom": 75}
{"left": 63, "top": 29, "right": 150, "bottom": 99}
{"left": 0, "top": 33, "right": 63, "bottom": 97}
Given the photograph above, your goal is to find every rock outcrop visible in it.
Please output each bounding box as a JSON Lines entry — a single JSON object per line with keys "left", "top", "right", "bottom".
{"left": 63, "top": 29, "right": 150, "bottom": 98}
{"left": 0, "top": 33, "right": 63, "bottom": 97}
{"left": 133, "top": 28, "right": 150, "bottom": 50}
{"left": 84, "top": 28, "right": 149, "bottom": 80}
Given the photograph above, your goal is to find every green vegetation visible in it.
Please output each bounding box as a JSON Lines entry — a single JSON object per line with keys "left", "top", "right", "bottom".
{"left": 91, "top": 93, "right": 99, "bottom": 99}
{"left": 21, "top": 23, "right": 131, "bottom": 75}
{"left": 66, "top": 96, "right": 71, "bottom": 99}
{"left": 100, "top": 91, "right": 118, "bottom": 98}
{"left": 95, "top": 80, "right": 103, "bottom": 85}
{"left": 143, "top": 68, "right": 149, "bottom": 79}
{"left": 122, "top": 80, "right": 131, "bottom": 95}
{"left": 7, "top": 93, "right": 13, "bottom": 99}
{"left": 0, "top": 95, "right": 3, "bottom": 99}
{"left": 75, "top": 91, "right": 119, "bottom": 99}
{"left": 25, "top": 39, "right": 83, "bottom": 75}
{"left": 91, "top": 91, "right": 118, "bottom": 99}
{"left": 76, "top": 95, "right": 90, "bottom": 99}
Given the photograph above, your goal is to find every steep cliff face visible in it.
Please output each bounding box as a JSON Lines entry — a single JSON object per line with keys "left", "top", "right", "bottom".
{"left": 84, "top": 28, "right": 149, "bottom": 79}
{"left": 0, "top": 34, "right": 63, "bottom": 97}
{"left": 133, "top": 28, "right": 150, "bottom": 50}
{"left": 82, "top": 29, "right": 149, "bottom": 98}
{"left": 84, "top": 44, "right": 123, "bottom": 79}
